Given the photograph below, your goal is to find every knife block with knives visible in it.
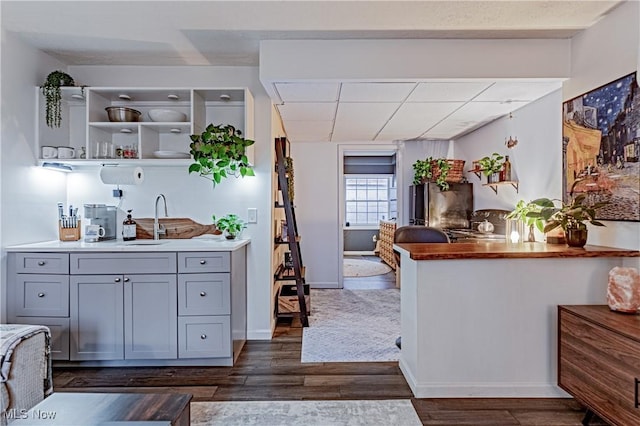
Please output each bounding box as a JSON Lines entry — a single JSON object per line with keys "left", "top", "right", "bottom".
{"left": 59, "top": 220, "right": 81, "bottom": 241}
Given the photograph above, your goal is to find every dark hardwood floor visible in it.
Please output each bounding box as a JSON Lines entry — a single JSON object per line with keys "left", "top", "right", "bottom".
{"left": 52, "top": 255, "right": 607, "bottom": 425}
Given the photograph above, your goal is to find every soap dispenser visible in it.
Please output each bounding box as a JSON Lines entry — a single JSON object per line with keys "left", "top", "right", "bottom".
{"left": 122, "top": 209, "right": 137, "bottom": 241}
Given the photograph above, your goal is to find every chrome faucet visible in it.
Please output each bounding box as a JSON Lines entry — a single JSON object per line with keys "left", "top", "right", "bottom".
{"left": 154, "top": 194, "right": 168, "bottom": 240}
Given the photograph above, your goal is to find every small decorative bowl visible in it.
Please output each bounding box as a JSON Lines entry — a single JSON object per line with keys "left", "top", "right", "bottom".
{"left": 148, "top": 109, "right": 187, "bottom": 122}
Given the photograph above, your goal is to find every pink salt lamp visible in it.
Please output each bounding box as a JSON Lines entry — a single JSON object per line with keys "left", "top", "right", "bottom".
{"left": 607, "top": 267, "right": 640, "bottom": 313}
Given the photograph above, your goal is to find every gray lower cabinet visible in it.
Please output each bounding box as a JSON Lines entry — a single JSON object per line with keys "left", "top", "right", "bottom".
{"left": 70, "top": 275, "right": 124, "bottom": 361}
{"left": 7, "top": 253, "right": 71, "bottom": 360}
{"left": 8, "top": 249, "right": 245, "bottom": 366}
{"left": 124, "top": 274, "right": 177, "bottom": 359}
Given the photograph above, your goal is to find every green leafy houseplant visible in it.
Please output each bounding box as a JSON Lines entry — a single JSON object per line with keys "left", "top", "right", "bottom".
{"left": 42, "top": 70, "right": 76, "bottom": 128}
{"left": 213, "top": 213, "right": 246, "bottom": 239}
{"left": 528, "top": 194, "right": 607, "bottom": 247}
{"left": 412, "top": 157, "right": 452, "bottom": 190}
{"left": 477, "top": 153, "right": 504, "bottom": 177}
{"left": 505, "top": 200, "right": 544, "bottom": 242}
{"left": 189, "top": 124, "right": 255, "bottom": 185}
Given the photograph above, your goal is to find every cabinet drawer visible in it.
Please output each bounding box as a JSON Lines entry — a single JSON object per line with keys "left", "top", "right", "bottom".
{"left": 178, "top": 316, "right": 231, "bottom": 358}
{"left": 70, "top": 252, "right": 177, "bottom": 274}
{"left": 13, "top": 317, "right": 70, "bottom": 360}
{"left": 178, "top": 252, "right": 230, "bottom": 273}
{"left": 15, "top": 275, "right": 69, "bottom": 317}
{"left": 559, "top": 310, "right": 640, "bottom": 426}
{"left": 15, "top": 253, "right": 69, "bottom": 274}
{"left": 178, "top": 273, "right": 230, "bottom": 316}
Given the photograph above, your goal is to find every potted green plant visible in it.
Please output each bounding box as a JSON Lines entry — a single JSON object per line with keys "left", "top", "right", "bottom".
{"left": 505, "top": 200, "right": 544, "bottom": 242}
{"left": 213, "top": 213, "right": 246, "bottom": 240}
{"left": 528, "top": 194, "right": 607, "bottom": 247}
{"left": 477, "top": 153, "right": 504, "bottom": 183}
{"left": 42, "top": 70, "right": 76, "bottom": 128}
{"left": 189, "top": 123, "right": 255, "bottom": 185}
{"left": 412, "top": 157, "right": 452, "bottom": 190}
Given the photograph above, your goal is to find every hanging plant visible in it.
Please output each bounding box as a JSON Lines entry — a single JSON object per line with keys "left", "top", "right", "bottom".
{"left": 188, "top": 123, "right": 255, "bottom": 186}
{"left": 412, "top": 157, "right": 452, "bottom": 190}
{"left": 285, "top": 156, "right": 294, "bottom": 201}
{"left": 41, "top": 71, "right": 76, "bottom": 128}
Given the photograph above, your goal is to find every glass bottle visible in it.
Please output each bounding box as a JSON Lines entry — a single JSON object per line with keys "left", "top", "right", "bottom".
{"left": 122, "top": 209, "right": 137, "bottom": 241}
{"left": 503, "top": 155, "right": 512, "bottom": 181}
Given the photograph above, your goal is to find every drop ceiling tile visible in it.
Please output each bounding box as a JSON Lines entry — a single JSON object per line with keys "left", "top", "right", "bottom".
{"left": 274, "top": 82, "right": 340, "bottom": 102}
{"left": 284, "top": 120, "right": 333, "bottom": 142}
{"left": 448, "top": 101, "right": 528, "bottom": 121}
{"left": 277, "top": 102, "right": 336, "bottom": 121}
{"left": 332, "top": 103, "right": 400, "bottom": 141}
{"left": 407, "top": 82, "right": 492, "bottom": 102}
{"left": 474, "top": 81, "right": 561, "bottom": 102}
{"left": 340, "top": 82, "right": 416, "bottom": 102}
{"left": 377, "top": 102, "right": 464, "bottom": 140}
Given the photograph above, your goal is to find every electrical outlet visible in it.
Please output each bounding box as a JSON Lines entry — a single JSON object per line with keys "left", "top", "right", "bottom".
{"left": 247, "top": 208, "right": 258, "bottom": 223}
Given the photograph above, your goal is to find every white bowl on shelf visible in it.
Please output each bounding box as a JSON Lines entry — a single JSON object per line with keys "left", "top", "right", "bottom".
{"left": 148, "top": 109, "right": 187, "bottom": 122}
{"left": 153, "top": 150, "right": 190, "bottom": 159}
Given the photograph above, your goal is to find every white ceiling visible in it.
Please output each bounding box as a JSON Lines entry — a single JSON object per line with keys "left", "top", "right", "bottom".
{"left": 2, "top": 0, "right": 624, "bottom": 142}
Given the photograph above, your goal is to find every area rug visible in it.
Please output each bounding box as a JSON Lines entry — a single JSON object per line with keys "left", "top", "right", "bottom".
{"left": 191, "top": 400, "right": 421, "bottom": 426}
{"left": 343, "top": 258, "right": 392, "bottom": 277}
{"left": 301, "top": 289, "right": 400, "bottom": 363}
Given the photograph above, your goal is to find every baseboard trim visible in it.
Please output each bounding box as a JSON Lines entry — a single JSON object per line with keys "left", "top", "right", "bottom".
{"left": 399, "top": 358, "right": 570, "bottom": 398}
{"left": 344, "top": 251, "right": 376, "bottom": 256}
{"left": 309, "top": 282, "right": 340, "bottom": 289}
{"left": 247, "top": 329, "right": 274, "bottom": 340}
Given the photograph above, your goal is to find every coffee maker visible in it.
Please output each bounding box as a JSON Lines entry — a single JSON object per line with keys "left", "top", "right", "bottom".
{"left": 84, "top": 204, "right": 117, "bottom": 241}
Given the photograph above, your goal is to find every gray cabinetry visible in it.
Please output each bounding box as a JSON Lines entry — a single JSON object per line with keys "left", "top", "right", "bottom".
{"left": 125, "top": 274, "right": 177, "bottom": 359}
{"left": 8, "top": 247, "right": 245, "bottom": 366}
{"left": 8, "top": 253, "right": 71, "bottom": 360}
{"left": 70, "top": 275, "right": 124, "bottom": 361}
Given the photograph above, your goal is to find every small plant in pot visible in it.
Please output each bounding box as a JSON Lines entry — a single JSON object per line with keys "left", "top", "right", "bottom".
{"left": 528, "top": 194, "right": 607, "bottom": 247}
{"left": 42, "top": 70, "right": 77, "bottom": 128}
{"left": 505, "top": 200, "right": 545, "bottom": 242}
{"left": 213, "top": 214, "right": 246, "bottom": 240}
{"left": 189, "top": 124, "right": 255, "bottom": 186}
{"left": 477, "top": 153, "right": 504, "bottom": 183}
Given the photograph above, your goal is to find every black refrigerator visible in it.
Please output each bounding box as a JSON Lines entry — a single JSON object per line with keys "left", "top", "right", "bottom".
{"left": 409, "top": 183, "right": 474, "bottom": 229}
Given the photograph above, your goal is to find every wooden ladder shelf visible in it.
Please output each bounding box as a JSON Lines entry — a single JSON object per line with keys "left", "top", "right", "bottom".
{"left": 275, "top": 137, "right": 309, "bottom": 327}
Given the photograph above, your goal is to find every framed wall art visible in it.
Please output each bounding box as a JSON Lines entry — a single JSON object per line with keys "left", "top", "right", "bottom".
{"left": 562, "top": 72, "right": 639, "bottom": 222}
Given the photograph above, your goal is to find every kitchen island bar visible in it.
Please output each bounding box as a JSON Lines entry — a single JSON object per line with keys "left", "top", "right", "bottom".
{"left": 393, "top": 242, "right": 639, "bottom": 398}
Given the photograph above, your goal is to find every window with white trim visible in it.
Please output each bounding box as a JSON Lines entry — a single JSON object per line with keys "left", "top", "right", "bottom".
{"left": 345, "top": 175, "right": 396, "bottom": 225}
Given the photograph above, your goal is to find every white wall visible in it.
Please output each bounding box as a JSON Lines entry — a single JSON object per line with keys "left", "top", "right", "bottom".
{"left": 0, "top": 30, "right": 69, "bottom": 322}
{"left": 564, "top": 0, "right": 639, "bottom": 250}
{"left": 454, "top": 89, "right": 563, "bottom": 237}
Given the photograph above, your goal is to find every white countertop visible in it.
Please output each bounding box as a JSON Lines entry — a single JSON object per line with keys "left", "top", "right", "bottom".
{"left": 4, "top": 237, "right": 250, "bottom": 252}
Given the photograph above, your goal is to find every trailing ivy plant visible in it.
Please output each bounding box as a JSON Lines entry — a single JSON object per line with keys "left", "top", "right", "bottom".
{"left": 188, "top": 123, "right": 255, "bottom": 185}
{"left": 42, "top": 70, "right": 76, "bottom": 128}
{"left": 285, "top": 156, "right": 295, "bottom": 202}
{"left": 412, "top": 157, "right": 452, "bottom": 190}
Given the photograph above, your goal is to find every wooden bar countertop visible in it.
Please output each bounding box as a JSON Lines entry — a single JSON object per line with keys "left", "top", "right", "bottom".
{"left": 393, "top": 242, "right": 640, "bottom": 261}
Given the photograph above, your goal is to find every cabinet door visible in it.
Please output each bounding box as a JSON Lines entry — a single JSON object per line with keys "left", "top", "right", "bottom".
{"left": 15, "top": 274, "right": 69, "bottom": 317}
{"left": 178, "top": 316, "right": 231, "bottom": 359}
{"left": 14, "top": 317, "right": 70, "bottom": 360}
{"left": 178, "top": 273, "right": 230, "bottom": 316}
{"left": 124, "top": 274, "right": 177, "bottom": 359}
{"left": 70, "top": 275, "right": 124, "bottom": 361}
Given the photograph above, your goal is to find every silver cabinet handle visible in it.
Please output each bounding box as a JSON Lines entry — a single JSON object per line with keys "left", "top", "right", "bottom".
{"left": 200, "top": 334, "right": 207, "bottom": 339}
{"left": 114, "top": 277, "right": 121, "bottom": 283}
{"left": 200, "top": 291, "right": 207, "bottom": 297}
{"left": 38, "top": 292, "right": 45, "bottom": 298}
{"left": 124, "top": 277, "right": 130, "bottom": 282}
{"left": 199, "top": 260, "right": 206, "bottom": 265}
{"left": 38, "top": 261, "right": 46, "bottom": 266}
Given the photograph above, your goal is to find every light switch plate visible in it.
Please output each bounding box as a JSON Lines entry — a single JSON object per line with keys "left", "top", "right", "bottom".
{"left": 247, "top": 208, "right": 258, "bottom": 223}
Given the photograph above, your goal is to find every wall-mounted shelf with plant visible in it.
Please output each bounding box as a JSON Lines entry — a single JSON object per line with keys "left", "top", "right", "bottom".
{"left": 189, "top": 123, "right": 255, "bottom": 185}
{"left": 412, "top": 157, "right": 464, "bottom": 191}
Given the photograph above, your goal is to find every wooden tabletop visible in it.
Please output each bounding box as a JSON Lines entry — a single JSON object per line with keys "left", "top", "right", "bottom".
{"left": 393, "top": 242, "right": 640, "bottom": 260}
{"left": 10, "top": 392, "right": 192, "bottom": 425}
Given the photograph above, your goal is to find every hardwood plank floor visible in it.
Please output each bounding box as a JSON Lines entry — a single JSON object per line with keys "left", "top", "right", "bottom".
{"left": 53, "top": 318, "right": 607, "bottom": 425}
